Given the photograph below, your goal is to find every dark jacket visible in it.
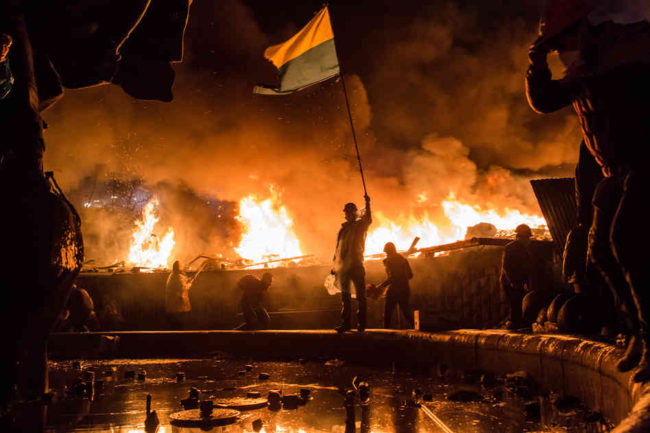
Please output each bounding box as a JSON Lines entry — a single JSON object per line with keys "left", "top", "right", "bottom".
{"left": 526, "top": 57, "right": 650, "bottom": 177}
{"left": 380, "top": 253, "right": 413, "bottom": 293}
{"left": 575, "top": 141, "right": 604, "bottom": 226}
{"left": 238, "top": 275, "right": 268, "bottom": 304}
{"left": 333, "top": 206, "right": 372, "bottom": 273}
{"left": 501, "top": 239, "right": 534, "bottom": 291}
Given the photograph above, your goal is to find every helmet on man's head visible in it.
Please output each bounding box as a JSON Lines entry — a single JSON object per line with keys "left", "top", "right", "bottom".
{"left": 538, "top": 0, "right": 593, "bottom": 44}
{"left": 383, "top": 242, "right": 397, "bottom": 254}
{"left": 515, "top": 224, "right": 533, "bottom": 239}
{"left": 343, "top": 202, "right": 358, "bottom": 213}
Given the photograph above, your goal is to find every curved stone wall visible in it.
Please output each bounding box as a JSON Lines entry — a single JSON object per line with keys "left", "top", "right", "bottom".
{"left": 49, "top": 329, "right": 650, "bottom": 432}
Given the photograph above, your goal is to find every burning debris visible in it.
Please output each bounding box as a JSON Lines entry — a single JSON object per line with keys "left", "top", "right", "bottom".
{"left": 79, "top": 183, "right": 549, "bottom": 272}
{"left": 234, "top": 190, "right": 304, "bottom": 267}
{"left": 127, "top": 199, "right": 175, "bottom": 269}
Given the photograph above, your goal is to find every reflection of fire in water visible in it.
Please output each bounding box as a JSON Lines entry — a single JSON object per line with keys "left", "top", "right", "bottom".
{"left": 235, "top": 190, "right": 303, "bottom": 266}
{"left": 127, "top": 199, "right": 175, "bottom": 268}
{"left": 365, "top": 194, "right": 547, "bottom": 255}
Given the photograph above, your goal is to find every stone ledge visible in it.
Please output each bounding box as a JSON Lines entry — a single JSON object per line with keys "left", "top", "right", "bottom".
{"left": 49, "top": 329, "right": 649, "bottom": 432}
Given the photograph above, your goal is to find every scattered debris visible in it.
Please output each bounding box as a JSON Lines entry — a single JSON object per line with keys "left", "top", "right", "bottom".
{"left": 137, "top": 371, "right": 147, "bottom": 381}
{"left": 176, "top": 372, "right": 185, "bottom": 383}
{"left": 258, "top": 372, "right": 270, "bottom": 380}
{"left": 359, "top": 382, "right": 370, "bottom": 403}
{"left": 145, "top": 394, "right": 159, "bottom": 431}
{"left": 299, "top": 388, "right": 311, "bottom": 400}
{"left": 124, "top": 370, "right": 136, "bottom": 380}
{"left": 246, "top": 391, "right": 261, "bottom": 398}
{"left": 199, "top": 400, "right": 213, "bottom": 417}
{"left": 245, "top": 365, "right": 254, "bottom": 371}
{"left": 252, "top": 418, "right": 264, "bottom": 432}
{"left": 282, "top": 394, "right": 301, "bottom": 409}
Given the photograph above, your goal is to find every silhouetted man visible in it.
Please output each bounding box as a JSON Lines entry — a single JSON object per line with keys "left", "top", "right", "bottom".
{"left": 165, "top": 261, "right": 192, "bottom": 329}
{"left": 501, "top": 224, "right": 534, "bottom": 330}
{"left": 333, "top": 195, "right": 371, "bottom": 332}
{"left": 378, "top": 242, "right": 414, "bottom": 329}
{"left": 526, "top": 1, "right": 650, "bottom": 381}
{"left": 236, "top": 273, "right": 273, "bottom": 330}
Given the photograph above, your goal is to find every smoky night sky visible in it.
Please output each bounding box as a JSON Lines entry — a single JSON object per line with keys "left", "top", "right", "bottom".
{"left": 42, "top": 0, "right": 581, "bottom": 263}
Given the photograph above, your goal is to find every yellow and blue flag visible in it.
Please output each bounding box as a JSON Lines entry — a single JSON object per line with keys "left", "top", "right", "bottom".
{"left": 254, "top": 7, "right": 340, "bottom": 95}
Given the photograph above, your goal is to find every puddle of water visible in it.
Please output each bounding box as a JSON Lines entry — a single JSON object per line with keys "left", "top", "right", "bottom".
{"left": 39, "top": 358, "right": 567, "bottom": 432}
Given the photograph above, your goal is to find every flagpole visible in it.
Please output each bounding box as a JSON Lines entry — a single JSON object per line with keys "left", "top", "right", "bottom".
{"left": 328, "top": 5, "right": 369, "bottom": 198}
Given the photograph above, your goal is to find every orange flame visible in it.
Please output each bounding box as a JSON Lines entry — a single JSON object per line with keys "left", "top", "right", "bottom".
{"left": 365, "top": 195, "right": 547, "bottom": 255}
{"left": 235, "top": 189, "right": 303, "bottom": 266}
{"left": 127, "top": 198, "right": 175, "bottom": 269}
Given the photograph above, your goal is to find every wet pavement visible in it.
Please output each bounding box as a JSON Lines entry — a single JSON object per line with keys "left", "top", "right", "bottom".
{"left": 42, "top": 357, "right": 576, "bottom": 432}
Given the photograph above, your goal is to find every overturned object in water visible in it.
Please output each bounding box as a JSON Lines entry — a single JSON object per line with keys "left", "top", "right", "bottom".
{"left": 169, "top": 408, "right": 240, "bottom": 428}
{"left": 199, "top": 400, "right": 214, "bottom": 417}
{"left": 252, "top": 418, "right": 264, "bottom": 432}
{"left": 282, "top": 394, "right": 302, "bottom": 409}
{"left": 268, "top": 390, "right": 282, "bottom": 408}
{"left": 214, "top": 397, "right": 268, "bottom": 410}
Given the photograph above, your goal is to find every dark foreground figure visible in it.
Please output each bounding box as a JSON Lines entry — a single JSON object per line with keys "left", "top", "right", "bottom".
{"left": 236, "top": 273, "right": 273, "bottom": 330}
{"left": 332, "top": 196, "right": 372, "bottom": 333}
{"left": 526, "top": 0, "right": 650, "bottom": 381}
{"left": 377, "top": 242, "right": 414, "bottom": 329}
{"left": 0, "top": 1, "right": 190, "bottom": 429}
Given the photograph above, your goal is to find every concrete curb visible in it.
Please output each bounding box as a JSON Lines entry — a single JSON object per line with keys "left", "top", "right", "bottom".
{"left": 49, "top": 329, "right": 650, "bottom": 432}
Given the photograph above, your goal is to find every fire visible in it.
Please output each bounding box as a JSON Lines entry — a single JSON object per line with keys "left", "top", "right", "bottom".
{"left": 127, "top": 198, "right": 175, "bottom": 268}
{"left": 235, "top": 190, "right": 303, "bottom": 266}
{"left": 365, "top": 212, "right": 445, "bottom": 255}
{"left": 365, "top": 195, "right": 547, "bottom": 255}
{"left": 442, "top": 199, "right": 547, "bottom": 237}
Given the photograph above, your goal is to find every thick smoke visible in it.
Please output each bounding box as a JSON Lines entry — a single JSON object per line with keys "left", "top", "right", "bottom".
{"left": 42, "top": 0, "right": 581, "bottom": 264}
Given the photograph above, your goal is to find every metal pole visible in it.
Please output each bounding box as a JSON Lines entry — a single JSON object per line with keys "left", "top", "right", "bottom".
{"left": 328, "top": 5, "right": 368, "bottom": 197}
{"left": 339, "top": 73, "right": 368, "bottom": 197}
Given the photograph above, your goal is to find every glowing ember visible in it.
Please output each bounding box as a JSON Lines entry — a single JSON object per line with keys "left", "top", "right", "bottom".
{"left": 127, "top": 198, "right": 175, "bottom": 268}
{"left": 365, "top": 195, "right": 547, "bottom": 256}
{"left": 235, "top": 189, "right": 303, "bottom": 266}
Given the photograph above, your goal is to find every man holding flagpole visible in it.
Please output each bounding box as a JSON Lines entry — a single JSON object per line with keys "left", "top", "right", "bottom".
{"left": 255, "top": 6, "right": 373, "bottom": 332}
{"left": 332, "top": 195, "right": 372, "bottom": 332}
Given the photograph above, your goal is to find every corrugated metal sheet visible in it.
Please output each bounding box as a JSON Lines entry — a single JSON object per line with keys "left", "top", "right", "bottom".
{"left": 530, "top": 178, "right": 577, "bottom": 254}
